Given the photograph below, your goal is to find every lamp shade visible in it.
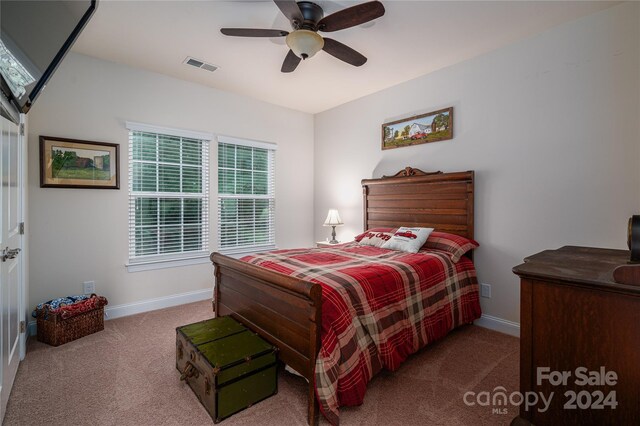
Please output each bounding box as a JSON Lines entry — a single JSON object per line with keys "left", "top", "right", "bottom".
{"left": 285, "top": 30, "right": 324, "bottom": 60}
{"left": 323, "top": 209, "right": 343, "bottom": 226}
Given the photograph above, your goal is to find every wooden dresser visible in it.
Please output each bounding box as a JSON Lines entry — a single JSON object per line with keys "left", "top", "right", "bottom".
{"left": 513, "top": 246, "right": 640, "bottom": 425}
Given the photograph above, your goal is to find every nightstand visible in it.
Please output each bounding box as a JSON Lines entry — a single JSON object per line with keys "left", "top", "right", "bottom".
{"left": 316, "top": 241, "right": 340, "bottom": 248}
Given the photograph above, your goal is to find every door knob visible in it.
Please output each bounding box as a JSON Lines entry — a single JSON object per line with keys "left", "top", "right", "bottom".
{"left": 1, "top": 247, "right": 20, "bottom": 262}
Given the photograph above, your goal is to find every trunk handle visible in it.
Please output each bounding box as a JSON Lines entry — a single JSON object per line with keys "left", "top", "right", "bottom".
{"left": 180, "top": 361, "right": 201, "bottom": 381}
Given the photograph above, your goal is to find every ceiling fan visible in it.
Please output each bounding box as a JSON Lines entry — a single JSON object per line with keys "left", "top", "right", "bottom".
{"left": 220, "top": 0, "right": 385, "bottom": 73}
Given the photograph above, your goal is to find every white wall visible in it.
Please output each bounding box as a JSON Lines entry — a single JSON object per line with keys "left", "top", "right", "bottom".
{"left": 314, "top": 2, "right": 640, "bottom": 324}
{"left": 27, "top": 53, "right": 314, "bottom": 310}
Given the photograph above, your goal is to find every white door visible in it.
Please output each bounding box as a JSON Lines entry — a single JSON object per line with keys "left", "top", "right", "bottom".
{"left": 0, "top": 114, "right": 24, "bottom": 420}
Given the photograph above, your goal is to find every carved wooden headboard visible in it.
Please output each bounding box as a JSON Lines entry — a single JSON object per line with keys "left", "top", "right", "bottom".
{"left": 361, "top": 167, "right": 475, "bottom": 240}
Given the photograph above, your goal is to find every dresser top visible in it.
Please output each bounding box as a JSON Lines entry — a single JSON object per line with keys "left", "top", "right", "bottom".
{"left": 513, "top": 246, "right": 640, "bottom": 294}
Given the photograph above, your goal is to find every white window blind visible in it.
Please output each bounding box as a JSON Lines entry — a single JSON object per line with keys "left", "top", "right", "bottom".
{"left": 217, "top": 137, "right": 276, "bottom": 254}
{"left": 127, "top": 123, "right": 210, "bottom": 265}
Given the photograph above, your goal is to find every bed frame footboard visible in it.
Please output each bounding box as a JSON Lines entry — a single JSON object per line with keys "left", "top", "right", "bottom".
{"left": 210, "top": 252, "right": 322, "bottom": 425}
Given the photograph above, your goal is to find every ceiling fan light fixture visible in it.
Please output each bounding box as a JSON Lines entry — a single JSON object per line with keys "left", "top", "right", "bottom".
{"left": 286, "top": 30, "right": 324, "bottom": 60}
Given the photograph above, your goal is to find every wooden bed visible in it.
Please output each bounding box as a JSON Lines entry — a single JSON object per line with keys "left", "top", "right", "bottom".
{"left": 210, "top": 167, "right": 474, "bottom": 425}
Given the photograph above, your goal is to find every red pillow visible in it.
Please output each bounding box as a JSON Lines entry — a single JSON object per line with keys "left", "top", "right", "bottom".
{"left": 354, "top": 228, "right": 396, "bottom": 242}
{"left": 421, "top": 231, "right": 479, "bottom": 262}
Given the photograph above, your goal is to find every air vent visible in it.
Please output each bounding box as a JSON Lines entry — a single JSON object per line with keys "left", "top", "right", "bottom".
{"left": 201, "top": 63, "right": 217, "bottom": 72}
{"left": 183, "top": 57, "right": 218, "bottom": 73}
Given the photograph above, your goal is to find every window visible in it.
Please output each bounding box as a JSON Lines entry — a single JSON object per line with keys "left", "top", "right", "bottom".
{"left": 217, "top": 136, "right": 276, "bottom": 254}
{"left": 126, "top": 122, "right": 211, "bottom": 270}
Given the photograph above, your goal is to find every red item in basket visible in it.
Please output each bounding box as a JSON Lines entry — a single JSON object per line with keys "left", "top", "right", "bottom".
{"left": 49, "top": 295, "right": 108, "bottom": 319}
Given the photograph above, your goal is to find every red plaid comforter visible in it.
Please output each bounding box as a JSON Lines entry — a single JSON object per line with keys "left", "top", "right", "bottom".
{"left": 242, "top": 243, "right": 481, "bottom": 424}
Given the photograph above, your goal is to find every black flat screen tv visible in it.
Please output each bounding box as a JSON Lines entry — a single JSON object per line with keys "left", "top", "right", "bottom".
{"left": 0, "top": 0, "right": 97, "bottom": 121}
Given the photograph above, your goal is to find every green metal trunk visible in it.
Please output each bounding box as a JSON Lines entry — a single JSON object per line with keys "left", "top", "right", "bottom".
{"left": 176, "top": 316, "right": 278, "bottom": 423}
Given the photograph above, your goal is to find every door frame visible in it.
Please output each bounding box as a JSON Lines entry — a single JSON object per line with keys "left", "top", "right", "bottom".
{"left": 18, "top": 113, "right": 26, "bottom": 361}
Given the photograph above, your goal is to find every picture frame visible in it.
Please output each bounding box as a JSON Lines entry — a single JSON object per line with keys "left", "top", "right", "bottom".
{"left": 381, "top": 107, "right": 453, "bottom": 150}
{"left": 40, "top": 136, "right": 120, "bottom": 189}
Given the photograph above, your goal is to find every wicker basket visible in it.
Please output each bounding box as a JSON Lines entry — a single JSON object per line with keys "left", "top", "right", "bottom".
{"left": 36, "top": 306, "right": 105, "bottom": 347}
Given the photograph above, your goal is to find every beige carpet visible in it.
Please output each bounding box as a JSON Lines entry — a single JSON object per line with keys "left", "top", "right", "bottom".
{"left": 4, "top": 301, "right": 519, "bottom": 426}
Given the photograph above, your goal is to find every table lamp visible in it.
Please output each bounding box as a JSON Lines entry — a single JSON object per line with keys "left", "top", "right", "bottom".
{"left": 323, "top": 209, "right": 343, "bottom": 244}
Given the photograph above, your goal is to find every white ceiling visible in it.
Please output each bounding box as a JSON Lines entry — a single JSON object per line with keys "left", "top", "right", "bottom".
{"left": 72, "top": 0, "right": 618, "bottom": 114}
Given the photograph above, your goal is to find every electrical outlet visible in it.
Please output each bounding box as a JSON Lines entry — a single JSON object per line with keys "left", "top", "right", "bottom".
{"left": 83, "top": 281, "right": 95, "bottom": 294}
{"left": 480, "top": 283, "right": 491, "bottom": 298}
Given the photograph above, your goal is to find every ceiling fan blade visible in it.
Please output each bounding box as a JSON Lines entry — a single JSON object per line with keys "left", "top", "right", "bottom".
{"left": 322, "top": 38, "right": 367, "bottom": 67}
{"left": 274, "top": 0, "right": 303, "bottom": 25}
{"left": 220, "top": 28, "right": 289, "bottom": 37}
{"left": 318, "top": 1, "right": 385, "bottom": 32}
{"left": 281, "top": 49, "right": 301, "bottom": 73}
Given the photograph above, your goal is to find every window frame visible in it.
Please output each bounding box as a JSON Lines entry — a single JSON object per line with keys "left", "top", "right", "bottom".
{"left": 126, "top": 121, "right": 212, "bottom": 272}
{"left": 217, "top": 135, "right": 277, "bottom": 256}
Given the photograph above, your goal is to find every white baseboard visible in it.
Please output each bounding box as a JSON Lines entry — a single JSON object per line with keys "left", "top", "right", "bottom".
{"left": 27, "top": 320, "right": 36, "bottom": 337}
{"left": 474, "top": 314, "right": 520, "bottom": 337}
{"left": 27, "top": 288, "right": 213, "bottom": 337}
{"left": 27, "top": 291, "right": 519, "bottom": 341}
{"left": 104, "top": 288, "right": 212, "bottom": 320}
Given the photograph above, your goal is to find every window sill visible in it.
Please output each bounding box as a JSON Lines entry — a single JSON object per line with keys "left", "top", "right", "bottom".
{"left": 126, "top": 255, "right": 211, "bottom": 273}
{"left": 217, "top": 245, "right": 277, "bottom": 259}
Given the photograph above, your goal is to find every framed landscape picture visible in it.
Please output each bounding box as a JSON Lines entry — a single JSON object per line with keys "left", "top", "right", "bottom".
{"left": 382, "top": 107, "right": 453, "bottom": 150}
{"left": 40, "top": 136, "right": 120, "bottom": 189}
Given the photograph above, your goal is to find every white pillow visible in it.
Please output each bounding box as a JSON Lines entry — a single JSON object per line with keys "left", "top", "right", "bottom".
{"left": 357, "top": 231, "right": 394, "bottom": 248}
{"left": 381, "top": 227, "right": 434, "bottom": 253}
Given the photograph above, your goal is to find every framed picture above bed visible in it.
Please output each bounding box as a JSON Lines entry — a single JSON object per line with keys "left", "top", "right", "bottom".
{"left": 40, "top": 136, "right": 120, "bottom": 189}
{"left": 381, "top": 107, "right": 453, "bottom": 150}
